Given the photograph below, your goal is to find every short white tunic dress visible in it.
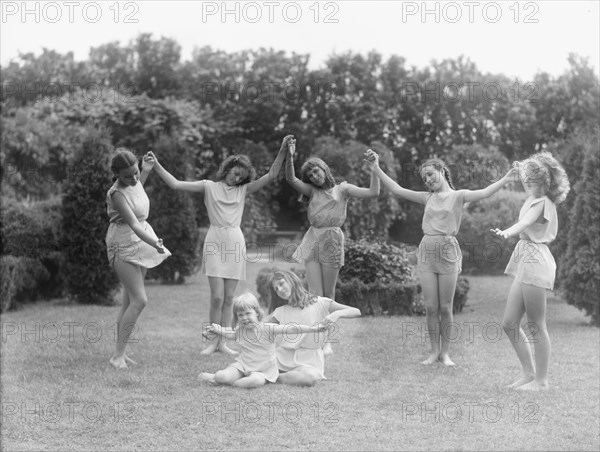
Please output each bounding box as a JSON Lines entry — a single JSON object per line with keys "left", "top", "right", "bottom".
{"left": 292, "top": 184, "right": 350, "bottom": 268}
{"left": 229, "top": 324, "right": 279, "bottom": 383}
{"left": 201, "top": 180, "right": 248, "bottom": 280}
{"left": 504, "top": 196, "right": 558, "bottom": 290}
{"left": 105, "top": 181, "right": 171, "bottom": 268}
{"left": 271, "top": 297, "right": 332, "bottom": 379}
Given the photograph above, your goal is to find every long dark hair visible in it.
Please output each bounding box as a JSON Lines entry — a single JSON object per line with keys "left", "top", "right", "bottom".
{"left": 420, "top": 158, "right": 455, "bottom": 190}
{"left": 298, "top": 157, "right": 337, "bottom": 204}
{"left": 216, "top": 155, "right": 256, "bottom": 185}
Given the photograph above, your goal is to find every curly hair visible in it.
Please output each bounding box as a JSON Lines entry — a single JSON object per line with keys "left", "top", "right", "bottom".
{"left": 521, "top": 151, "right": 570, "bottom": 204}
{"left": 215, "top": 155, "right": 257, "bottom": 185}
{"left": 297, "top": 157, "right": 337, "bottom": 204}
{"left": 231, "top": 291, "right": 264, "bottom": 328}
{"left": 420, "top": 158, "right": 456, "bottom": 190}
{"left": 269, "top": 270, "right": 317, "bottom": 312}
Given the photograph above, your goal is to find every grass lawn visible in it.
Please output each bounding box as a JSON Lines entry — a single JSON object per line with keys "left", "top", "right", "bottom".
{"left": 1, "top": 259, "right": 599, "bottom": 451}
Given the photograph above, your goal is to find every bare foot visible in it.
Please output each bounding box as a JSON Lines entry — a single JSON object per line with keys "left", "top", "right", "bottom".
{"left": 506, "top": 375, "right": 535, "bottom": 389}
{"left": 109, "top": 356, "right": 127, "bottom": 369}
{"left": 323, "top": 343, "right": 334, "bottom": 356}
{"left": 439, "top": 354, "right": 456, "bottom": 367}
{"left": 200, "top": 340, "right": 219, "bottom": 356}
{"left": 421, "top": 353, "right": 440, "bottom": 365}
{"left": 218, "top": 342, "right": 239, "bottom": 357}
{"left": 124, "top": 355, "right": 137, "bottom": 365}
{"left": 516, "top": 380, "right": 549, "bottom": 391}
{"left": 198, "top": 372, "right": 216, "bottom": 383}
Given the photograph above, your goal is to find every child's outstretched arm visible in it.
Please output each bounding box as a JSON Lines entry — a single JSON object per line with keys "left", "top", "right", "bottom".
{"left": 146, "top": 151, "right": 206, "bottom": 193}
{"left": 285, "top": 138, "right": 316, "bottom": 198}
{"left": 269, "top": 322, "right": 328, "bottom": 336}
{"left": 463, "top": 165, "right": 518, "bottom": 203}
{"left": 491, "top": 200, "right": 545, "bottom": 239}
{"left": 205, "top": 323, "right": 236, "bottom": 340}
{"left": 343, "top": 149, "right": 381, "bottom": 199}
{"left": 324, "top": 301, "right": 362, "bottom": 325}
{"left": 364, "top": 150, "right": 428, "bottom": 204}
{"left": 246, "top": 135, "right": 294, "bottom": 194}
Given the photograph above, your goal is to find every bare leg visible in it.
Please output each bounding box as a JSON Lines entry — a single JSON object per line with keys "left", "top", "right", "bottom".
{"left": 233, "top": 373, "right": 267, "bottom": 389}
{"left": 201, "top": 277, "right": 224, "bottom": 355}
{"left": 110, "top": 262, "right": 148, "bottom": 369}
{"left": 321, "top": 265, "right": 340, "bottom": 356}
{"left": 518, "top": 285, "right": 550, "bottom": 391}
{"left": 277, "top": 367, "right": 322, "bottom": 387}
{"left": 502, "top": 280, "right": 535, "bottom": 388}
{"left": 214, "top": 367, "right": 244, "bottom": 385}
{"left": 438, "top": 273, "right": 458, "bottom": 366}
{"left": 218, "top": 278, "right": 239, "bottom": 356}
{"left": 305, "top": 260, "right": 324, "bottom": 296}
{"left": 419, "top": 272, "right": 441, "bottom": 364}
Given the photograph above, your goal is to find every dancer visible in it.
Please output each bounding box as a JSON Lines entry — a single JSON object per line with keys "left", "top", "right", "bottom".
{"left": 492, "top": 152, "right": 569, "bottom": 390}
{"left": 264, "top": 270, "right": 361, "bottom": 386}
{"left": 366, "top": 150, "right": 516, "bottom": 366}
{"left": 199, "top": 292, "right": 328, "bottom": 388}
{"left": 286, "top": 140, "right": 379, "bottom": 353}
{"left": 106, "top": 149, "right": 171, "bottom": 369}
{"left": 147, "top": 135, "right": 293, "bottom": 355}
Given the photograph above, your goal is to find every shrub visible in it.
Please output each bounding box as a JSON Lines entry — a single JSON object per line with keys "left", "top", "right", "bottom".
{"left": 145, "top": 135, "right": 200, "bottom": 283}
{"left": 1, "top": 197, "right": 65, "bottom": 307}
{"left": 0, "top": 256, "right": 50, "bottom": 312}
{"left": 61, "top": 124, "right": 119, "bottom": 305}
{"left": 336, "top": 278, "right": 421, "bottom": 316}
{"left": 339, "top": 238, "right": 416, "bottom": 285}
{"left": 558, "top": 141, "right": 600, "bottom": 326}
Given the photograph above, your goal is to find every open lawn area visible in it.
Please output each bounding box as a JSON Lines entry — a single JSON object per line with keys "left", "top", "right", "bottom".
{"left": 1, "top": 260, "right": 599, "bottom": 451}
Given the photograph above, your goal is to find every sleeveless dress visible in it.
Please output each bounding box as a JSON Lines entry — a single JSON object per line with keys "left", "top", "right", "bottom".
{"left": 271, "top": 297, "right": 332, "bottom": 379}
{"left": 229, "top": 323, "right": 279, "bottom": 383}
{"left": 504, "top": 196, "right": 558, "bottom": 290}
{"left": 418, "top": 190, "right": 466, "bottom": 274}
{"left": 292, "top": 184, "right": 350, "bottom": 268}
{"left": 201, "top": 180, "right": 247, "bottom": 280}
{"left": 105, "top": 181, "right": 171, "bottom": 268}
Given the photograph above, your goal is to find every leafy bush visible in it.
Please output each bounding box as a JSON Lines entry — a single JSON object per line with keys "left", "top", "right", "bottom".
{"left": 458, "top": 189, "right": 527, "bottom": 274}
{"left": 61, "top": 125, "right": 119, "bottom": 305}
{"left": 0, "top": 256, "right": 50, "bottom": 312}
{"left": 336, "top": 278, "right": 421, "bottom": 316}
{"left": 558, "top": 140, "right": 600, "bottom": 325}
{"left": 339, "top": 238, "right": 415, "bottom": 285}
{"left": 1, "top": 197, "right": 65, "bottom": 308}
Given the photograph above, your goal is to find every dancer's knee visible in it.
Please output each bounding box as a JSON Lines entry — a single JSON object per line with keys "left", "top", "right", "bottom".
{"left": 210, "top": 296, "right": 223, "bottom": 309}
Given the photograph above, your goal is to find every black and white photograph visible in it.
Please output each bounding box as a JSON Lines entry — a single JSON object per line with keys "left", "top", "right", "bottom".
{"left": 1, "top": 1, "right": 599, "bottom": 450}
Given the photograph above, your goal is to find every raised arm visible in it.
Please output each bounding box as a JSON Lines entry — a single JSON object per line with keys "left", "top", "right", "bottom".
{"left": 323, "top": 300, "right": 362, "bottom": 324}
{"left": 285, "top": 138, "right": 315, "bottom": 198}
{"left": 111, "top": 192, "right": 165, "bottom": 253}
{"left": 246, "top": 135, "right": 293, "bottom": 194}
{"left": 343, "top": 153, "right": 381, "bottom": 199}
{"left": 364, "top": 150, "right": 428, "bottom": 204}
{"left": 491, "top": 199, "right": 545, "bottom": 239}
{"left": 139, "top": 153, "right": 153, "bottom": 186}
{"left": 146, "top": 151, "right": 206, "bottom": 193}
{"left": 463, "top": 165, "right": 518, "bottom": 203}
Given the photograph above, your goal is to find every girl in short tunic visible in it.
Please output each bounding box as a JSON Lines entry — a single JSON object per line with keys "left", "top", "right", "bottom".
{"left": 492, "top": 152, "right": 570, "bottom": 391}
{"left": 264, "top": 270, "right": 361, "bottom": 387}
{"left": 285, "top": 141, "right": 379, "bottom": 355}
{"left": 365, "top": 150, "right": 516, "bottom": 366}
{"left": 106, "top": 149, "right": 171, "bottom": 369}
{"left": 198, "top": 292, "right": 327, "bottom": 388}
{"left": 147, "top": 135, "right": 292, "bottom": 355}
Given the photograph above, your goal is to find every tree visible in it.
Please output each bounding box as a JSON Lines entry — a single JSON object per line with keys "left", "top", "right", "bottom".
{"left": 61, "top": 124, "right": 119, "bottom": 304}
